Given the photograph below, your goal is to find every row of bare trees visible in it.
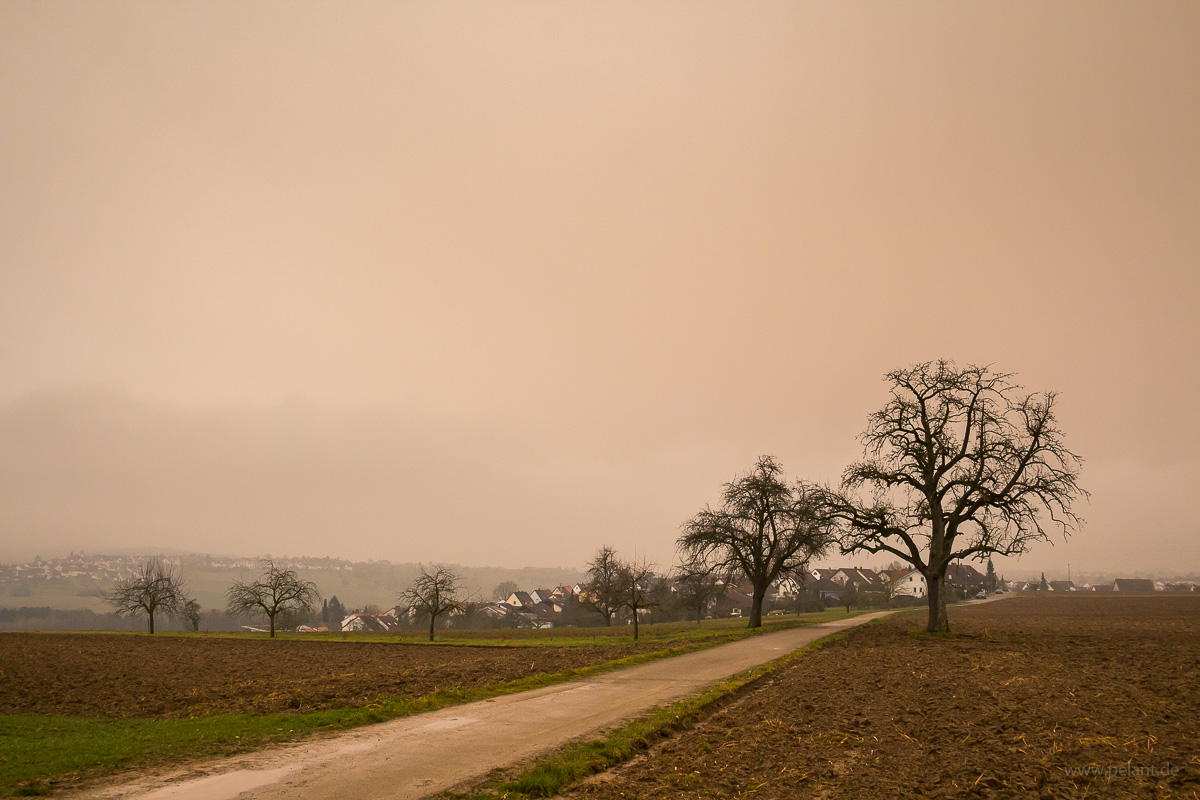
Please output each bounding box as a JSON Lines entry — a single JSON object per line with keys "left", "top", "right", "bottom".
{"left": 104, "top": 558, "right": 319, "bottom": 637}
{"left": 572, "top": 362, "right": 1083, "bottom": 635}
{"left": 676, "top": 361, "right": 1086, "bottom": 633}
{"left": 580, "top": 546, "right": 665, "bottom": 641}
{"left": 577, "top": 454, "right": 830, "bottom": 638}
{"left": 102, "top": 558, "right": 198, "bottom": 635}
{"left": 103, "top": 556, "right": 475, "bottom": 641}
{"left": 102, "top": 554, "right": 475, "bottom": 641}
{"left": 108, "top": 363, "right": 1084, "bottom": 638}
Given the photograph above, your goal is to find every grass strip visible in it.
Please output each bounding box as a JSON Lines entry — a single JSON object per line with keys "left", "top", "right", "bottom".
{"left": 442, "top": 624, "right": 878, "bottom": 800}
{"left": 15, "top": 611, "right": 861, "bottom": 648}
{"left": 0, "top": 620, "right": 848, "bottom": 797}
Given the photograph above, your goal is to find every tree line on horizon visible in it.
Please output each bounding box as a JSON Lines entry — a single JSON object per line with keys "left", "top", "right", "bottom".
{"left": 574, "top": 360, "right": 1084, "bottom": 634}
{"left": 103, "top": 362, "right": 1085, "bottom": 636}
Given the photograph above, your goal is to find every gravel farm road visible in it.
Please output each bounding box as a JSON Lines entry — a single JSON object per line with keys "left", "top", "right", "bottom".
{"left": 68, "top": 607, "right": 948, "bottom": 800}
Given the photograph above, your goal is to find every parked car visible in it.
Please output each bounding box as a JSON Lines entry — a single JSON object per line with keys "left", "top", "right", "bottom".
{"left": 975, "top": 590, "right": 988, "bottom": 600}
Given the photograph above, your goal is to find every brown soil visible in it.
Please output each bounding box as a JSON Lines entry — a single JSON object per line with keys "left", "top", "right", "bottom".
{"left": 566, "top": 595, "right": 1200, "bottom": 800}
{"left": 0, "top": 634, "right": 653, "bottom": 718}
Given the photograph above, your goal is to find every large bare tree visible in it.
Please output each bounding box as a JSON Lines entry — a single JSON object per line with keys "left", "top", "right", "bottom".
{"left": 399, "top": 565, "right": 464, "bottom": 641}
{"left": 103, "top": 557, "right": 187, "bottom": 634}
{"left": 812, "top": 361, "right": 1086, "bottom": 632}
{"left": 226, "top": 559, "right": 320, "bottom": 637}
{"left": 680, "top": 456, "right": 828, "bottom": 628}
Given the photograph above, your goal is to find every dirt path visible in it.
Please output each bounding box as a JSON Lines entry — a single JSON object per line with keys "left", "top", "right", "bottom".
{"left": 65, "top": 609, "right": 921, "bottom": 800}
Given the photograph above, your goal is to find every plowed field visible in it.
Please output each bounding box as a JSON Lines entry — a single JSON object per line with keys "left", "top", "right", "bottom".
{"left": 567, "top": 595, "right": 1200, "bottom": 800}
{"left": 0, "top": 634, "right": 652, "bottom": 718}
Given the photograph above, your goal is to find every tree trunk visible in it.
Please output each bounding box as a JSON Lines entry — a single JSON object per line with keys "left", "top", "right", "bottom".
{"left": 632, "top": 611, "right": 639, "bottom": 641}
{"left": 269, "top": 614, "right": 276, "bottom": 638}
{"left": 148, "top": 611, "right": 155, "bottom": 635}
{"left": 926, "top": 573, "right": 949, "bottom": 632}
{"left": 748, "top": 589, "right": 765, "bottom": 629}
{"left": 604, "top": 610, "right": 612, "bottom": 627}
{"left": 429, "top": 614, "right": 436, "bottom": 642}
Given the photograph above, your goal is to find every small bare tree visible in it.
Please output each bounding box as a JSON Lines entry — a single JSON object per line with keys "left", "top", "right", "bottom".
{"left": 399, "top": 565, "right": 464, "bottom": 641}
{"left": 674, "top": 553, "right": 725, "bottom": 625}
{"left": 616, "top": 558, "right": 662, "bottom": 642}
{"left": 103, "top": 557, "right": 187, "bottom": 634}
{"left": 180, "top": 598, "right": 202, "bottom": 632}
{"left": 582, "top": 545, "right": 623, "bottom": 626}
{"left": 837, "top": 579, "right": 860, "bottom": 613}
{"left": 791, "top": 570, "right": 812, "bottom": 615}
{"left": 878, "top": 560, "right": 908, "bottom": 609}
{"left": 984, "top": 558, "right": 999, "bottom": 592}
{"left": 226, "top": 559, "right": 320, "bottom": 637}
{"left": 492, "top": 581, "right": 519, "bottom": 601}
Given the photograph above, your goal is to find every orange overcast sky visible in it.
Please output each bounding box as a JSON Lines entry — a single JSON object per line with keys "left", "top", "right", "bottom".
{"left": 1, "top": 1, "right": 1197, "bottom": 579}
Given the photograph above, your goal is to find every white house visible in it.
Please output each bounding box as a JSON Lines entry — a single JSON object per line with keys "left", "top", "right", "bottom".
{"left": 529, "top": 588, "right": 560, "bottom": 606}
{"left": 771, "top": 575, "right": 803, "bottom": 597}
{"left": 478, "top": 604, "right": 512, "bottom": 619}
{"left": 893, "top": 570, "right": 927, "bottom": 598}
{"left": 341, "top": 613, "right": 401, "bottom": 632}
{"left": 504, "top": 591, "right": 534, "bottom": 609}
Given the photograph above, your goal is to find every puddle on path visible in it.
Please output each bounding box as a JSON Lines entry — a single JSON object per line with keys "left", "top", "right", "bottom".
{"left": 140, "top": 765, "right": 297, "bottom": 800}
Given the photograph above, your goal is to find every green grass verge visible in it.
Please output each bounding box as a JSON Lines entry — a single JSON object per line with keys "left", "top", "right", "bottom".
{"left": 0, "top": 660, "right": 627, "bottom": 796}
{"left": 14, "top": 611, "right": 861, "bottom": 647}
{"left": 441, "top": 625, "right": 871, "bottom": 800}
{"left": 0, "top": 613, "right": 860, "bottom": 797}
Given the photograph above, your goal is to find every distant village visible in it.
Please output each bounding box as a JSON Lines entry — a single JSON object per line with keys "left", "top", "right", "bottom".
{"left": 1, "top": 552, "right": 1195, "bottom": 634}
{"left": 0, "top": 552, "right": 356, "bottom": 585}
{"left": 335, "top": 563, "right": 1197, "bottom": 634}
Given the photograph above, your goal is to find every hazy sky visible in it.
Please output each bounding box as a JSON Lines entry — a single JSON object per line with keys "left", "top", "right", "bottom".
{"left": 1, "top": 2, "right": 1197, "bottom": 578}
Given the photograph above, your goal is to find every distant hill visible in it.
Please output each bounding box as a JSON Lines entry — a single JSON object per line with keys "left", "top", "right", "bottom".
{"left": 0, "top": 551, "right": 586, "bottom": 616}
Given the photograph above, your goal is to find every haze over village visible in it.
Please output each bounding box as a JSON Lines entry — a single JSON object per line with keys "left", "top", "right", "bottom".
{"left": 4, "top": 4, "right": 1200, "bottom": 799}
{"left": 2, "top": 3, "right": 1198, "bottom": 600}
{"left": 2, "top": 545, "right": 1195, "bottom": 635}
